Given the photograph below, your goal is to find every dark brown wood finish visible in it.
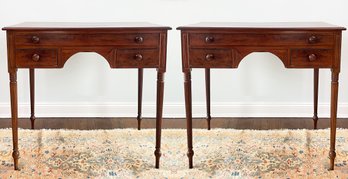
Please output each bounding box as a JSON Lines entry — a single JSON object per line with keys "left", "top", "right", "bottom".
{"left": 3, "top": 22, "right": 171, "bottom": 170}
{"left": 178, "top": 22, "right": 345, "bottom": 170}
{"left": 9, "top": 72, "right": 19, "bottom": 170}
{"left": 205, "top": 68, "right": 211, "bottom": 130}
{"left": 137, "top": 68, "right": 143, "bottom": 130}
{"left": 155, "top": 71, "right": 165, "bottom": 168}
{"left": 313, "top": 68, "right": 319, "bottom": 129}
{"left": 184, "top": 71, "right": 194, "bottom": 168}
{"left": 14, "top": 33, "right": 160, "bottom": 47}
{"left": 29, "top": 69, "right": 35, "bottom": 129}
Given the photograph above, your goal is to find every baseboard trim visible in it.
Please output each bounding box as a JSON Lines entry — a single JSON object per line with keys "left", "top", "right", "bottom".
{"left": 0, "top": 102, "right": 347, "bottom": 118}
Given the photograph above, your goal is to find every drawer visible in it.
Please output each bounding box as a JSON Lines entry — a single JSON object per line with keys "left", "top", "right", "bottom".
{"left": 15, "top": 48, "right": 58, "bottom": 68}
{"left": 15, "top": 33, "right": 160, "bottom": 47}
{"left": 189, "top": 32, "right": 334, "bottom": 47}
{"left": 189, "top": 48, "right": 233, "bottom": 68}
{"left": 290, "top": 48, "right": 333, "bottom": 68}
{"left": 114, "top": 48, "right": 159, "bottom": 68}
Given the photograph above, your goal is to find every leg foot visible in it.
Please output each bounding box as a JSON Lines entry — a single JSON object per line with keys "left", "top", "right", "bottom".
{"left": 329, "top": 151, "right": 336, "bottom": 170}
{"left": 137, "top": 116, "right": 142, "bottom": 130}
{"left": 12, "top": 150, "right": 20, "bottom": 170}
{"left": 30, "top": 116, "right": 35, "bottom": 130}
{"left": 187, "top": 150, "right": 194, "bottom": 168}
{"left": 312, "top": 116, "right": 318, "bottom": 130}
{"left": 207, "top": 116, "right": 212, "bottom": 130}
{"left": 154, "top": 149, "right": 161, "bottom": 169}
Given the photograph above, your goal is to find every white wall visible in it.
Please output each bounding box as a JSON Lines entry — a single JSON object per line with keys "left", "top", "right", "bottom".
{"left": 0, "top": 0, "right": 347, "bottom": 118}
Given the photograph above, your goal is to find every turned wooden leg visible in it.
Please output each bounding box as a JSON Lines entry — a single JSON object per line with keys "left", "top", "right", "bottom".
{"left": 313, "top": 68, "right": 319, "bottom": 129}
{"left": 137, "top": 68, "right": 143, "bottom": 130}
{"left": 29, "top": 69, "right": 36, "bottom": 129}
{"left": 154, "top": 71, "right": 164, "bottom": 168}
{"left": 10, "top": 72, "right": 20, "bottom": 170}
{"left": 329, "top": 70, "right": 339, "bottom": 170}
{"left": 184, "top": 71, "right": 194, "bottom": 168}
{"left": 205, "top": 68, "right": 212, "bottom": 130}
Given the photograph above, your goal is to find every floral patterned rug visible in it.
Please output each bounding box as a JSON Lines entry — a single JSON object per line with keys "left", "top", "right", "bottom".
{"left": 1, "top": 128, "right": 348, "bottom": 178}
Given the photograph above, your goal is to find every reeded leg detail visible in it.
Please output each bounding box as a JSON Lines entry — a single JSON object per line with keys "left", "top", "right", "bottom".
{"left": 205, "top": 68, "right": 212, "bottom": 130}
{"left": 184, "top": 71, "right": 194, "bottom": 168}
{"left": 29, "top": 69, "right": 35, "bottom": 129}
{"left": 154, "top": 71, "right": 164, "bottom": 168}
{"left": 313, "top": 68, "right": 319, "bottom": 129}
{"left": 329, "top": 70, "right": 339, "bottom": 170}
{"left": 137, "top": 68, "right": 143, "bottom": 130}
{"left": 10, "top": 72, "right": 20, "bottom": 170}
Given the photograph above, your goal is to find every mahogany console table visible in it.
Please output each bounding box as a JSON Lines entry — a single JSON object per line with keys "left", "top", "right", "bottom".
{"left": 178, "top": 22, "right": 345, "bottom": 170}
{"left": 3, "top": 22, "right": 171, "bottom": 170}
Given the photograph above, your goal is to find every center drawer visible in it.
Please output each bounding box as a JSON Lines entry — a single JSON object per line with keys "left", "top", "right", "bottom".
{"left": 15, "top": 33, "right": 160, "bottom": 47}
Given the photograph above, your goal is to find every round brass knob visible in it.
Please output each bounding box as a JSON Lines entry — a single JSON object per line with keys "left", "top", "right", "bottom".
{"left": 31, "top": 36, "right": 40, "bottom": 44}
{"left": 134, "top": 36, "right": 144, "bottom": 44}
{"left": 308, "top": 35, "right": 318, "bottom": 44}
{"left": 32, "top": 54, "right": 40, "bottom": 62}
{"left": 134, "top": 54, "right": 143, "bottom": 61}
{"left": 205, "top": 54, "right": 214, "bottom": 61}
{"left": 205, "top": 36, "right": 214, "bottom": 43}
{"left": 308, "top": 54, "right": 317, "bottom": 62}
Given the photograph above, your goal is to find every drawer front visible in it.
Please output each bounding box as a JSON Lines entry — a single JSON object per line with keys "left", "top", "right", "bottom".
{"left": 189, "top": 33, "right": 334, "bottom": 47}
{"left": 15, "top": 33, "right": 160, "bottom": 46}
{"left": 290, "top": 48, "right": 333, "bottom": 68}
{"left": 115, "top": 48, "right": 159, "bottom": 68}
{"left": 189, "top": 48, "right": 233, "bottom": 68}
{"left": 15, "top": 49, "right": 58, "bottom": 68}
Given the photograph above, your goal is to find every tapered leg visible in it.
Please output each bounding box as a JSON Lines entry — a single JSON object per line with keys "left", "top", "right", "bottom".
{"left": 313, "top": 68, "right": 319, "bottom": 129}
{"left": 154, "top": 71, "right": 164, "bottom": 168}
{"left": 10, "top": 72, "right": 20, "bottom": 170}
{"left": 137, "top": 68, "right": 143, "bottom": 130}
{"left": 29, "top": 69, "right": 35, "bottom": 129}
{"left": 329, "top": 70, "right": 339, "bottom": 170}
{"left": 184, "top": 71, "right": 194, "bottom": 168}
{"left": 205, "top": 68, "right": 212, "bottom": 130}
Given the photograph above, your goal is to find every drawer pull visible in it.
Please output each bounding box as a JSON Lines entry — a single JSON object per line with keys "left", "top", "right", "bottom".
{"left": 32, "top": 54, "right": 40, "bottom": 62}
{"left": 308, "top": 54, "right": 317, "bottom": 62}
{"left": 308, "top": 35, "right": 318, "bottom": 44}
{"left": 205, "top": 36, "right": 214, "bottom": 43}
{"left": 31, "top": 36, "right": 40, "bottom": 44}
{"left": 205, "top": 54, "right": 215, "bottom": 61}
{"left": 134, "top": 36, "right": 144, "bottom": 44}
{"left": 134, "top": 54, "right": 143, "bottom": 61}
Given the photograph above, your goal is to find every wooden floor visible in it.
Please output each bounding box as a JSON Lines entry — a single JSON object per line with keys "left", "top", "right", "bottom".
{"left": 0, "top": 117, "right": 347, "bottom": 130}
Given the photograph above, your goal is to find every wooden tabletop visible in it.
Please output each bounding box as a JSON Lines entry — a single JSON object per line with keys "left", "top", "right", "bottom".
{"left": 177, "top": 22, "right": 346, "bottom": 30}
{"left": 2, "top": 22, "right": 172, "bottom": 30}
